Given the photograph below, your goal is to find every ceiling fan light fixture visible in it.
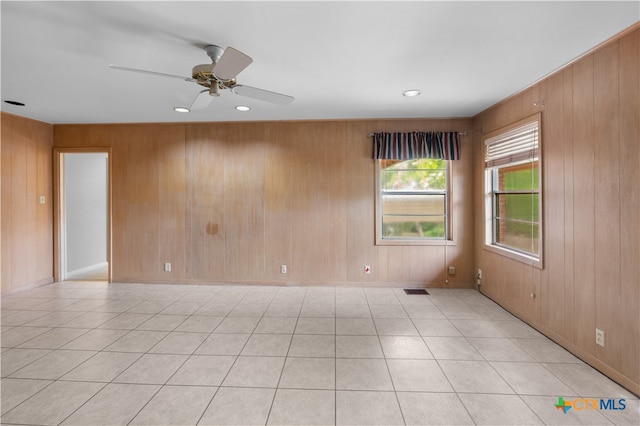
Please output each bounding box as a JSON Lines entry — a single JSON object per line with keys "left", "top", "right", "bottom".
{"left": 235, "top": 105, "right": 251, "bottom": 112}
{"left": 173, "top": 106, "right": 190, "bottom": 113}
{"left": 402, "top": 89, "right": 421, "bottom": 97}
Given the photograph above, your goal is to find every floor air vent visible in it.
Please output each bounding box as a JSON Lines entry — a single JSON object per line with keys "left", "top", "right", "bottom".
{"left": 403, "top": 288, "right": 429, "bottom": 295}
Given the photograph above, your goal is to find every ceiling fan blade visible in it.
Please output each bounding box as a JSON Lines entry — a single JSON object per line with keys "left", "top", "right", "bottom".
{"left": 190, "top": 89, "right": 214, "bottom": 110}
{"left": 108, "top": 65, "right": 195, "bottom": 82}
{"left": 212, "top": 47, "right": 253, "bottom": 81}
{"left": 231, "top": 85, "right": 294, "bottom": 106}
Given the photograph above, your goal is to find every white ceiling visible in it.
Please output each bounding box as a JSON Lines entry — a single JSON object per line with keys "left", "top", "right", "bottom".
{"left": 1, "top": 1, "right": 638, "bottom": 125}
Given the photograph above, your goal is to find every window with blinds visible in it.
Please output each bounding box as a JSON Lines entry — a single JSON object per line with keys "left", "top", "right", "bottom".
{"left": 484, "top": 116, "right": 542, "bottom": 266}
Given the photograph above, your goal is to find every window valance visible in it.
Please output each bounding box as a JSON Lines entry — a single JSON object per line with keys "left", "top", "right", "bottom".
{"left": 372, "top": 132, "right": 461, "bottom": 160}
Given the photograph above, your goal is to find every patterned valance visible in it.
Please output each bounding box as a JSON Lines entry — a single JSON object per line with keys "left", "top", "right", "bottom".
{"left": 372, "top": 132, "right": 461, "bottom": 160}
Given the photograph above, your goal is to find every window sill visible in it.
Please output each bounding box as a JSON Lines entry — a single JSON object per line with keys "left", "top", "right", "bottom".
{"left": 483, "top": 244, "right": 543, "bottom": 269}
{"left": 376, "top": 238, "right": 456, "bottom": 247}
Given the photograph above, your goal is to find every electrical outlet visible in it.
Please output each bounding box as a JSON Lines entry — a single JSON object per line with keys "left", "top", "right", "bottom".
{"left": 164, "top": 262, "right": 171, "bottom": 272}
{"left": 281, "top": 264, "right": 287, "bottom": 274}
{"left": 448, "top": 266, "right": 456, "bottom": 275}
{"left": 477, "top": 269, "right": 483, "bottom": 279}
{"left": 596, "top": 328, "right": 605, "bottom": 347}
{"left": 364, "top": 265, "right": 371, "bottom": 274}
{"left": 39, "top": 195, "right": 46, "bottom": 205}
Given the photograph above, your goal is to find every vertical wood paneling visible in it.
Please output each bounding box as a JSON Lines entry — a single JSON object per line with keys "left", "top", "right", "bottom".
{"left": 593, "top": 42, "right": 621, "bottom": 368}
{"left": 572, "top": 55, "right": 597, "bottom": 353}
{"left": 474, "top": 26, "right": 640, "bottom": 395}
{"left": 618, "top": 29, "right": 640, "bottom": 383}
{"left": 186, "top": 124, "right": 227, "bottom": 281}
{"left": 1, "top": 113, "right": 53, "bottom": 293}
{"left": 541, "top": 72, "right": 565, "bottom": 334}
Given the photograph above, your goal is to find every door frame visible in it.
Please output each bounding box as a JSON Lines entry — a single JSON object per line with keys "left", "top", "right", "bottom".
{"left": 53, "top": 147, "right": 112, "bottom": 282}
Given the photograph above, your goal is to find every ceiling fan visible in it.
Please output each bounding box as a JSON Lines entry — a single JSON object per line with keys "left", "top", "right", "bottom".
{"left": 109, "top": 44, "right": 294, "bottom": 111}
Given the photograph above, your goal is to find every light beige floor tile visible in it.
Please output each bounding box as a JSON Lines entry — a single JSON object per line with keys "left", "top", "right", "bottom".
{"left": 279, "top": 357, "right": 335, "bottom": 389}
{"left": 94, "top": 300, "right": 143, "bottom": 313}
{"left": 149, "top": 331, "right": 209, "bottom": 354}
{"left": 336, "top": 335, "right": 383, "bottom": 358}
{"left": 168, "top": 355, "right": 235, "bottom": 386}
{"left": 469, "top": 337, "right": 536, "bottom": 361}
{"left": 136, "top": 314, "right": 188, "bottom": 331}
{"left": 299, "top": 304, "right": 335, "bottom": 318}
{"left": 2, "top": 380, "right": 103, "bottom": 426}
{"left": 9, "top": 349, "right": 96, "bottom": 380}
{"left": 267, "top": 389, "right": 335, "bottom": 425}
{"left": 160, "top": 301, "right": 204, "bottom": 315}
{"left": 254, "top": 317, "right": 298, "bottom": 334}
{"left": 403, "top": 304, "right": 446, "bottom": 320}
{"left": 0, "top": 310, "right": 50, "bottom": 326}
{"left": 24, "top": 311, "right": 84, "bottom": 327}
{"left": 195, "top": 333, "right": 251, "bottom": 355}
{"left": 263, "top": 303, "right": 302, "bottom": 317}
{"left": 61, "top": 351, "right": 141, "bottom": 382}
{"left": 379, "top": 336, "right": 433, "bottom": 359}
{"left": 196, "top": 302, "right": 235, "bottom": 316}
{"left": 336, "top": 390, "right": 404, "bottom": 425}
{"left": 125, "top": 300, "right": 172, "bottom": 314}
{"left": 336, "top": 318, "right": 377, "bottom": 335}
{"left": 369, "top": 304, "right": 409, "bottom": 319}
{"left": 397, "top": 392, "right": 474, "bottom": 425}
{"left": 543, "top": 363, "right": 636, "bottom": 399}
{"left": 374, "top": 318, "right": 419, "bottom": 336}
{"left": 60, "top": 328, "right": 128, "bottom": 350}
{"left": 335, "top": 304, "right": 372, "bottom": 318}
{"left": 129, "top": 385, "right": 216, "bottom": 425}
{"left": 97, "top": 312, "right": 153, "bottom": 329}
{"left": 113, "top": 353, "right": 188, "bottom": 384}
{"left": 423, "top": 336, "right": 483, "bottom": 360}
{"left": 175, "top": 315, "right": 224, "bottom": 333}
{"left": 16, "top": 327, "right": 89, "bottom": 349}
{"left": 61, "top": 383, "right": 159, "bottom": 425}
{"left": 1, "top": 348, "right": 52, "bottom": 376}
{"left": 241, "top": 333, "right": 292, "bottom": 356}
{"left": 459, "top": 393, "right": 544, "bottom": 425}
{"left": 214, "top": 316, "right": 260, "bottom": 333}
{"left": 228, "top": 303, "right": 269, "bottom": 317}
{"left": 413, "top": 319, "right": 462, "bottom": 336}
{"left": 491, "top": 319, "right": 544, "bottom": 338}
{"left": 451, "top": 319, "right": 506, "bottom": 337}
{"left": 600, "top": 398, "right": 640, "bottom": 425}
{"left": 0, "top": 327, "right": 52, "bottom": 348}
{"left": 387, "top": 359, "right": 453, "bottom": 392}
{"left": 513, "top": 337, "right": 582, "bottom": 363}
{"left": 336, "top": 358, "right": 393, "bottom": 391}
{"left": 199, "top": 387, "right": 275, "bottom": 425}
{"left": 491, "top": 361, "right": 576, "bottom": 395}
{"left": 0, "top": 378, "right": 53, "bottom": 415}
{"left": 288, "top": 334, "right": 336, "bottom": 358}
{"left": 103, "top": 330, "right": 168, "bottom": 353}
{"left": 439, "top": 360, "right": 513, "bottom": 394}
{"left": 295, "top": 317, "right": 335, "bottom": 334}
{"left": 222, "top": 355, "right": 285, "bottom": 388}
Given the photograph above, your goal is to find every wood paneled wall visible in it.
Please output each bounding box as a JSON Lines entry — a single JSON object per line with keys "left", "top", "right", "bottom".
{"left": 472, "top": 26, "right": 640, "bottom": 395}
{"left": 1, "top": 113, "right": 54, "bottom": 293}
{"left": 53, "top": 118, "right": 474, "bottom": 287}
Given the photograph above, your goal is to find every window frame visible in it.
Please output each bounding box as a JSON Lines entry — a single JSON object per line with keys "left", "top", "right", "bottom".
{"left": 483, "top": 114, "right": 543, "bottom": 268}
{"left": 375, "top": 158, "right": 453, "bottom": 246}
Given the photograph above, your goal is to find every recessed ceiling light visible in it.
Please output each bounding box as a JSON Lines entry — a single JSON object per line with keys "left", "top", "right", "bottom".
{"left": 235, "top": 105, "right": 251, "bottom": 112}
{"left": 4, "top": 100, "right": 25, "bottom": 106}
{"left": 173, "top": 106, "right": 190, "bottom": 113}
{"left": 402, "top": 89, "right": 421, "bottom": 97}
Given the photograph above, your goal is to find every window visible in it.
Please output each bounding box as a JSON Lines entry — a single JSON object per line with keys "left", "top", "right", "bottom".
{"left": 376, "top": 158, "right": 449, "bottom": 243}
{"left": 484, "top": 116, "right": 542, "bottom": 266}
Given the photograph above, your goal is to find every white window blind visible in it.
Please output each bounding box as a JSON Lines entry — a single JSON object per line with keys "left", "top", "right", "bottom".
{"left": 485, "top": 121, "right": 539, "bottom": 168}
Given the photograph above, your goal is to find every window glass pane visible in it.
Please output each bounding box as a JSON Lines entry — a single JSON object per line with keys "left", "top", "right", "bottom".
{"left": 496, "top": 161, "right": 539, "bottom": 191}
{"left": 382, "top": 216, "right": 446, "bottom": 239}
{"left": 382, "top": 194, "right": 445, "bottom": 216}
{"left": 495, "top": 219, "right": 539, "bottom": 255}
{"left": 495, "top": 193, "right": 539, "bottom": 222}
{"left": 380, "top": 159, "right": 446, "bottom": 191}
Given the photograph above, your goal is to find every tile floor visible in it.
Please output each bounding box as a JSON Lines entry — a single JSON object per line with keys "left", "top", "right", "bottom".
{"left": 1, "top": 282, "right": 638, "bottom": 425}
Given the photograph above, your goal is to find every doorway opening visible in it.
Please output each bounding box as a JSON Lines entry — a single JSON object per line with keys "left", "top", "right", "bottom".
{"left": 54, "top": 149, "right": 111, "bottom": 282}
